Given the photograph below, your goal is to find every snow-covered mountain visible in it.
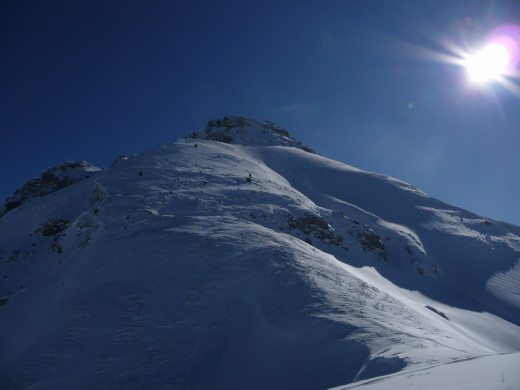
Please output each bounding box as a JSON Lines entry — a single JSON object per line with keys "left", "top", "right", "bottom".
{"left": 1, "top": 116, "right": 519, "bottom": 389}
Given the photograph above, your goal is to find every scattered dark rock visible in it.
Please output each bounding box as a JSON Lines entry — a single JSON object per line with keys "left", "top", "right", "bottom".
{"left": 273, "top": 127, "right": 290, "bottom": 137}
{"left": 415, "top": 262, "right": 440, "bottom": 275}
{"left": 1, "top": 161, "right": 102, "bottom": 217}
{"left": 89, "top": 183, "right": 106, "bottom": 205}
{"left": 288, "top": 213, "right": 329, "bottom": 234}
{"left": 38, "top": 218, "right": 70, "bottom": 237}
{"left": 357, "top": 229, "right": 386, "bottom": 260}
{"left": 186, "top": 116, "right": 315, "bottom": 153}
{"left": 110, "top": 155, "right": 128, "bottom": 167}
{"left": 288, "top": 212, "right": 344, "bottom": 247}
{"left": 51, "top": 236, "right": 63, "bottom": 254}
{"left": 425, "top": 305, "right": 449, "bottom": 320}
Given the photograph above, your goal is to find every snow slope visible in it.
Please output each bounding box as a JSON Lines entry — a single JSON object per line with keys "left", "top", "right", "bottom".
{"left": 1, "top": 117, "right": 519, "bottom": 389}
{"left": 334, "top": 352, "right": 520, "bottom": 390}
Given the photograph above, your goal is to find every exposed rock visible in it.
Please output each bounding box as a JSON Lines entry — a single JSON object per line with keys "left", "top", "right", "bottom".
{"left": 2, "top": 178, "right": 41, "bottom": 214}
{"left": 89, "top": 183, "right": 107, "bottom": 205}
{"left": 425, "top": 305, "right": 449, "bottom": 320}
{"left": 110, "top": 155, "right": 128, "bottom": 167}
{"left": 415, "top": 262, "right": 440, "bottom": 275}
{"left": 187, "top": 116, "right": 316, "bottom": 153}
{"left": 288, "top": 212, "right": 344, "bottom": 247}
{"left": 37, "top": 218, "right": 71, "bottom": 237}
{"left": 288, "top": 212, "right": 329, "bottom": 234}
{"left": 357, "top": 228, "right": 386, "bottom": 260}
{"left": 1, "top": 161, "right": 102, "bottom": 217}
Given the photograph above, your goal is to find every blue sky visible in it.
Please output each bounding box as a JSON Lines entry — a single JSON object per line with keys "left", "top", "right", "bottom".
{"left": 2, "top": 0, "right": 520, "bottom": 225}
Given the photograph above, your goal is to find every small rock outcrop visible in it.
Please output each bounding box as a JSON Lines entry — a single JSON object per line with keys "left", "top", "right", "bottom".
{"left": 110, "top": 155, "right": 128, "bottom": 167}
{"left": 187, "top": 116, "right": 315, "bottom": 153}
{"left": 1, "top": 161, "right": 102, "bottom": 217}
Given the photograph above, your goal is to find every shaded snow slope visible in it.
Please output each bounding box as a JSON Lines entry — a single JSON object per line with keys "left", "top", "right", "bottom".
{"left": 1, "top": 120, "right": 519, "bottom": 389}
{"left": 249, "top": 146, "right": 520, "bottom": 324}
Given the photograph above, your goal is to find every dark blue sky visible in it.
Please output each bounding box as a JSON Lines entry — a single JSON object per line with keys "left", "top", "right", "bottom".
{"left": 2, "top": 1, "right": 520, "bottom": 225}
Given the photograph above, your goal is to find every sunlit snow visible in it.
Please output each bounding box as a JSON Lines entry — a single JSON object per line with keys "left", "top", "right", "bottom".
{"left": 1, "top": 117, "right": 519, "bottom": 389}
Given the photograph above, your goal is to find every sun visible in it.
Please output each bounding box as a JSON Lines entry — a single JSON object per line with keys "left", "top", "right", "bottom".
{"left": 379, "top": 23, "right": 520, "bottom": 96}
{"left": 465, "top": 43, "right": 510, "bottom": 84}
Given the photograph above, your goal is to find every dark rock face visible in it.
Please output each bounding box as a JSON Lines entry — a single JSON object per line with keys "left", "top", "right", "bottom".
{"left": 38, "top": 218, "right": 71, "bottom": 237}
{"left": 357, "top": 229, "right": 386, "bottom": 260}
{"left": 1, "top": 161, "right": 102, "bottom": 217}
{"left": 288, "top": 212, "right": 330, "bottom": 234}
{"left": 425, "top": 305, "right": 449, "bottom": 320}
{"left": 3, "top": 178, "right": 41, "bottom": 213}
{"left": 288, "top": 212, "right": 345, "bottom": 248}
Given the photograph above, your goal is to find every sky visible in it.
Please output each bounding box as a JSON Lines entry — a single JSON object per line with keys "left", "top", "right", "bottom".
{"left": 2, "top": 0, "right": 520, "bottom": 225}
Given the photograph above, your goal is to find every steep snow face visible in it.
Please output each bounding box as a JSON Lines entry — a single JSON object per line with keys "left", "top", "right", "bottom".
{"left": 1, "top": 161, "right": 102, "bottom": 217}
{"left": 187, "top": 115, "right": 315, "bottom": 153}
{"left": 1, "top": 120, "right": 520, "bottom": 389}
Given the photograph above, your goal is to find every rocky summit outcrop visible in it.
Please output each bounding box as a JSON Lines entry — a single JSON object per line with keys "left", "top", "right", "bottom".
{"left": 187, "top": 115, "right": 315, "bottom": 153}
{"left": 1, "top": 161, "right": 102, "bottom": 217}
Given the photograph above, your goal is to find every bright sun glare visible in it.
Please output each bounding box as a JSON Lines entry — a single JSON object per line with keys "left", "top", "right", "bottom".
{"left": 465, "top": 43, "right": 510, "bottom": 83}
{"left": 403, "top": 23, "right": 520, "bottom": 95}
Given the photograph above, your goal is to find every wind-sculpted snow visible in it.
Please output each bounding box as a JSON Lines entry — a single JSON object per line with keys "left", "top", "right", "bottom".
{"left": 1, "top": 119, "right": 520, "bottom": 389}
{"left": 487, "top": 261, "right": 520, "bottom": 308}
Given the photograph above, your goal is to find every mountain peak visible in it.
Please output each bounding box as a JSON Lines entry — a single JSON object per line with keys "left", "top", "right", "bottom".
{"left": 2, "top": 118, "right": 520, "bottom": 389}
{"left": 186, "top": 116, "right": 315, "bottom": 153}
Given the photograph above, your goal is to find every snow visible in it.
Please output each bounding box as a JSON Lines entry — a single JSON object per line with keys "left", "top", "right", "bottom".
{"left": 0, "top": 117, "right": 519, "bottom": 389}
{"left": 333, "top": 352, "right": 520, "bottom": 390}
{"left": 487, "top": 260, "right": 520, "bottom": 307}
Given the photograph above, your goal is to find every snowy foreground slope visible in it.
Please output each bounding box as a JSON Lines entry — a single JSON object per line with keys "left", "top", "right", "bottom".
{"left": 1, "top": 117, "right": 519, "bottom": 389}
